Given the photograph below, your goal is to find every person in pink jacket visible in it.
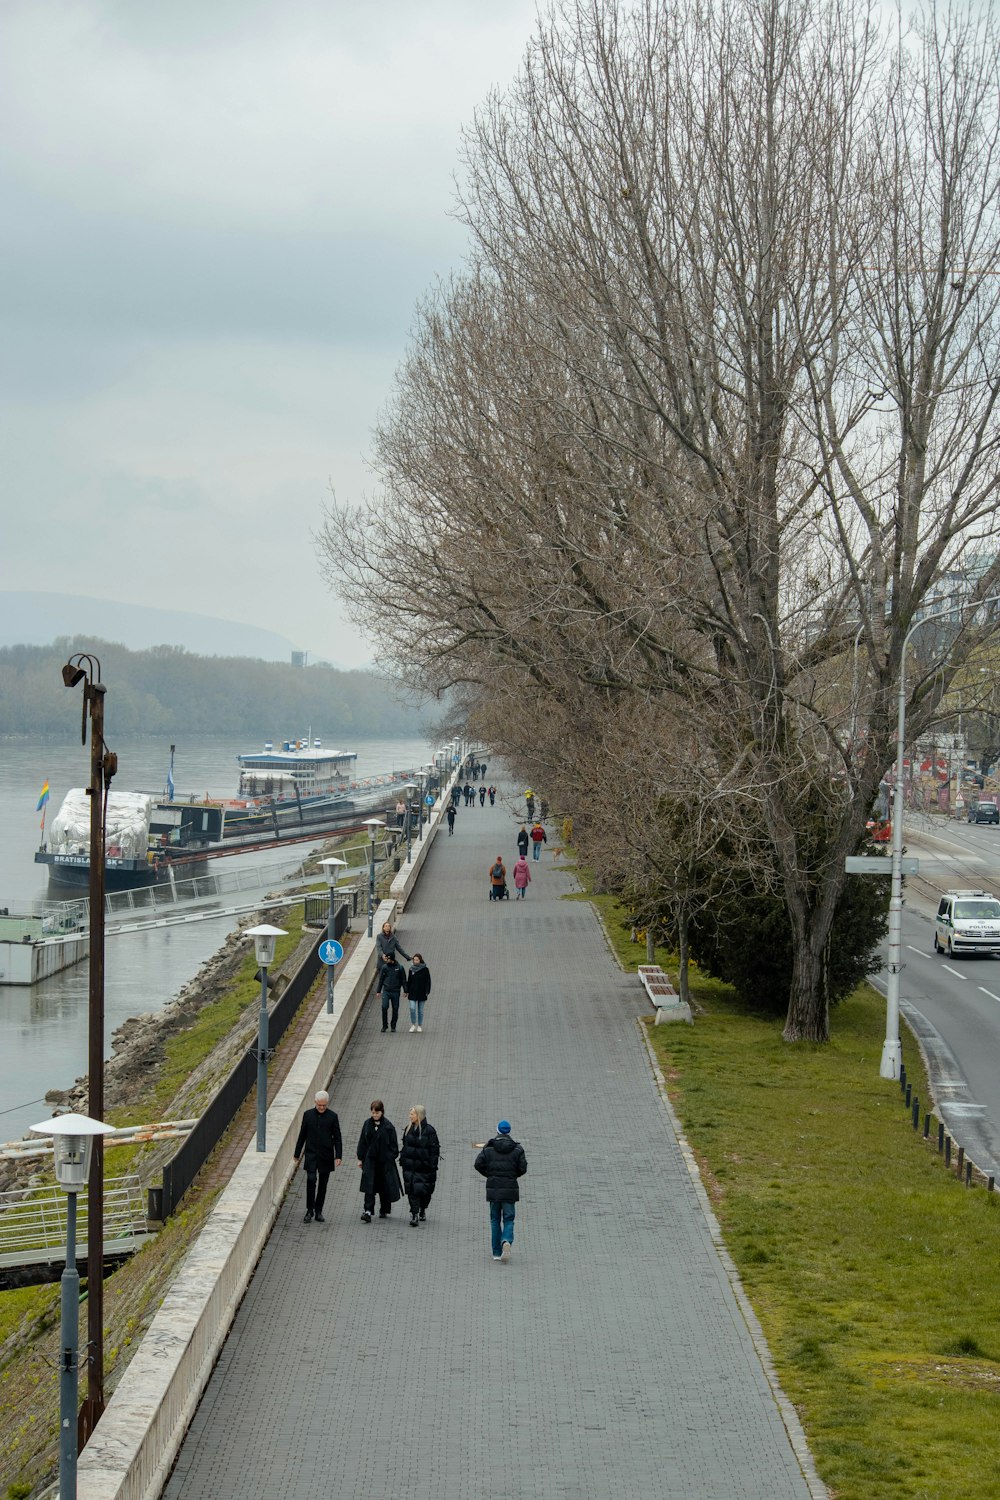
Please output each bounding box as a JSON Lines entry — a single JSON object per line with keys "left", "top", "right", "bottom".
{"left": 512, "top": 854, "right": 532, "bottom": 899}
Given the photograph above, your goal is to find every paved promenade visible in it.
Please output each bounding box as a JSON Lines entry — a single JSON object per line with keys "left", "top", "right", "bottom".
{"left": 162, "top": 782, "right": 820, "bottom": 1500}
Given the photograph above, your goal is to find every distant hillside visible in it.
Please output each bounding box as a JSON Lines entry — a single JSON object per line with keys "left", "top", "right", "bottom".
{"left": 0, "top": 639, "right": 430, "bottom": 738}
{"left": 0, "top": 591, "right": 322, "bottom": 664}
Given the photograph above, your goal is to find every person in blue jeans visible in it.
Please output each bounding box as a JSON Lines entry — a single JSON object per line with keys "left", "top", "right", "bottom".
{"left": 475, "top": 1120, "right": 528, "bottom": 1263}
{"left": 407, "top": 952, "right": 431, "bottom": 1031}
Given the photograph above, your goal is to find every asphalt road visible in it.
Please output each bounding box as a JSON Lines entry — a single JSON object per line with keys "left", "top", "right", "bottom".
{"left": 872, "top": 814, "right": 1000, "bottom": 1177}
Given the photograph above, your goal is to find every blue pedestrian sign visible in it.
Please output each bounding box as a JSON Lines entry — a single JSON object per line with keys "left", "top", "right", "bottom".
{"left": 318, "top": 939, "right": 344, "bottom": 966}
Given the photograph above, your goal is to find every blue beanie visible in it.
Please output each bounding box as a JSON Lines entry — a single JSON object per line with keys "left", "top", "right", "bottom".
{"left": 497, "top": 1120, "right": 511, "bottom": 1135}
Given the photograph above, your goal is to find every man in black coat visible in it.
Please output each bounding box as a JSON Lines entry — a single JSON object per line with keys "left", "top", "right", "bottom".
{"left": 293, "top": 1090, "right": 343, "bottom": 1223}
{"left": 376, "top": 951, "right": 407, "bottom": 1032}
{"left": 474, "top": 1120, "right": 527, "bottom": 1263}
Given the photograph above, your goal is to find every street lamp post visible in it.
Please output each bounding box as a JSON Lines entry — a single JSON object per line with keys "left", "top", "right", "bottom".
{"left": 246, "top": 924, "right": 286, "bottom": 1150}
{"left": 31, "top": 1112, "right": 115, "bottom": 1500}
{"left": 363, "top": 818, "right": 385, "bottom": 938}
{"left": 60, "top": 652, "right": 116, "bottom": 1440}
{"left": 881, "top": 595, "right": 1000, "bottom": 1078}
{"left": 403, "top": 784, "right": 417, "bottom": 863}
{"left": 417, "top": 772, "right": 426, "bottom": 841}
{"left": 319, "top": 858, "right": 347, "bottom": 1015}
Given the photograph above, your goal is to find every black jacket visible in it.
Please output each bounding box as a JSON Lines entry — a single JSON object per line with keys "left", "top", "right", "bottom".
{"left": 407, "top": 961, "right": 431, "bottom": 1004}
{"left": 356, "top": 1116, "right": 402, "bottom": 1201}
{"left": 399, "top": 1121, "right": 440, "bottom": 1198}
{"left": 294, "top": 1107, "right": 343, "bottom": 1172}
{"left": 474, "top": 1134, "right": 528, "bottom": 1202}
{"left": 376, "top": 960, "right": 407, "bottom": 998}
{"left": 377, "top": 931, "right": 412, "bottom": 969}
{"left": 517, "top": 830, "right": 529, "bottom": 856}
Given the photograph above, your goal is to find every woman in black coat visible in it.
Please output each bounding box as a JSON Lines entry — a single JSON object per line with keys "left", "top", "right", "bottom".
{"left": 356, "top": 1101, "right": 402, "bottom": 1222}
{"left": 399, "top": 1106, "right": 440, "bottom": 1226}
{"left": 406, "top": 953, "right": 431, "bottom": 1032}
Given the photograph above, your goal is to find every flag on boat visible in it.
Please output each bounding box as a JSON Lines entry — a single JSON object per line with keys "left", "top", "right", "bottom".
{"left": 36, "top": 781, "right": 50, "bottom": 811}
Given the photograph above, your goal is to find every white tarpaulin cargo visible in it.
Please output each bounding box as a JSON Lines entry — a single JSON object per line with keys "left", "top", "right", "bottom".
{"left": 50, "top": 789, "right": 153, "bottom": 860}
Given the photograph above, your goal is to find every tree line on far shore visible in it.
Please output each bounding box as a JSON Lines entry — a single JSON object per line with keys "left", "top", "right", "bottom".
{"left": 0, "top": 639, "right": 433, "bottom": 739}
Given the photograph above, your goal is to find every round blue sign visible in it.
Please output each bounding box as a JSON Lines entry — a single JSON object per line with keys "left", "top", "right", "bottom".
{"left": 318, "top": 939, "right": 344, "bottom": 966}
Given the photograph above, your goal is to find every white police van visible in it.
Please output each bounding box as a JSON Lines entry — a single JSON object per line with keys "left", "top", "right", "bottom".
{"left": 933, "top": 889, "right": 1000, "bottom": 958}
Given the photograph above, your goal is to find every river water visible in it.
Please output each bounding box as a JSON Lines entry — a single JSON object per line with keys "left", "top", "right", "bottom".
{"left": 0, "top": 734, "right": 436, "bottom": 1141}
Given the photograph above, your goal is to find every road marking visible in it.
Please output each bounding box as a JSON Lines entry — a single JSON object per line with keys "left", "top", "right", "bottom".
{"left": 978, "top": 987, "right": 1000, "bottom": 1003}
{"left": 906, "top": 945, "right": 928, "bottom": 956}
{"left": 941, "top": 964, "right": 967, "bottom": 980}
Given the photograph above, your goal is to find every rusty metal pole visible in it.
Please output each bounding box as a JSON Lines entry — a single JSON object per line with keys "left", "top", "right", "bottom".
{"left": 80, "top": 678, "right": 108, "bottom": 1443}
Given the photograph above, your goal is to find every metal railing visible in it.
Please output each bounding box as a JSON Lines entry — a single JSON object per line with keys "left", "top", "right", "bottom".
{"left": 0, "top": 1175, "right": 151, "bottom": 1270}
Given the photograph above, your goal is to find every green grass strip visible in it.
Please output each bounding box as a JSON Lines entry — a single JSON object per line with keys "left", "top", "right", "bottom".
{"left": 574, "top": 886, "right": 1000, "bottom": 1499}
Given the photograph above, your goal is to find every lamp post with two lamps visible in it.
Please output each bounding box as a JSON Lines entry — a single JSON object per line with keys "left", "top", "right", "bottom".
{"left": 319, "top": 859, "right": 347, "bottom": 1014}
{"left": 246, "top": 924, "right": 286, "bottom": 1150}
{"left": 416, "top": 771, "right": 426, "bottom": 840}
{"left": 60, "top": 652, "right": 116, "bottom": 1439}
{"left": 363, "top": 818, "right": 385, "bottom": 937}
{"left": 31, "top": 1112, "right": 115, "bottom": 1500}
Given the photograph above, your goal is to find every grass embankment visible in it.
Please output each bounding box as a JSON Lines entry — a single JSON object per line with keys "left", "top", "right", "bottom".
{"left": 0, "top": 900, "right": 313, "bottom": 1499}
{"left": 575, "top": 888, "right": 1000, "bottom": 1500}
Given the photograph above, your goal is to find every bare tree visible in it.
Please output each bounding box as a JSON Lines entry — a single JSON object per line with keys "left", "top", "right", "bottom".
{"left": 319, "top": 0, "right": 1000, "bottom": 1042}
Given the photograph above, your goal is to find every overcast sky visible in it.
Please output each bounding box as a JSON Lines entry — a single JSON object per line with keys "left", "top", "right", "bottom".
{"left": 0, "top": 0, "right": 540, "bottom": 667}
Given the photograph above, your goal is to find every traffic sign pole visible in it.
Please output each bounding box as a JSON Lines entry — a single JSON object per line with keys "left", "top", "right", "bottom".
{"left": 318, "top": 938, "right": 344, "bottom": 1016}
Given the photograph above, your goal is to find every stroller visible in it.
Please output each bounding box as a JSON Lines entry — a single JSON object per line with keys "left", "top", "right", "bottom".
{"left": 489, "top": 860, "right": 510, "bottom": 900}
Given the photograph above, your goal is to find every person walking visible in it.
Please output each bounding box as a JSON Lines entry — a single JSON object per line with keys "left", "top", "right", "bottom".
{"left": 479, "top": 785, "right": 486, "bottom": 807}
{"left": 474, "top": 1120, "right": 527, "bottom": 1262}
{"left": 525, "top": 790, "right": 535, "bottom": 820}
{"left": 293, "top": 1090, "right": 343, "bottom": 1223}
{"left": 516, "top": 824, "right": 530, "bottom": 858}
{"left": 399, "top": 1105, "right": 440, "bottom": 1226}
{"left": 488, "top": 785, "right": 496, "bottom": 806}
{"left": 488, "top": 854, "right": 507, "bottom": 901}
{"left": 357, "top": 1101, "right": 402, "bottom": 1221}
{"left": 394, "top": 798, "right": 406, "bottom": 829}
{"left": 512, "top": 854, "right": 531, "bottom": 899}
{"left": 450, "top": 783, "right": 461, "bottom": 808}
{"left": 376, "top": 952, "right": 407, "bottom": 1032}
{"left": 446, "top": 803, "right": 456, "bottom": 836}
{"left": 407, "top": 952, "right": 431, "bottom": 1031}
{"left": 377, "top": 920, "right": 411, "bottom": 973}
{"left": 530, "top": 821, "right": 547, "bottom": 861}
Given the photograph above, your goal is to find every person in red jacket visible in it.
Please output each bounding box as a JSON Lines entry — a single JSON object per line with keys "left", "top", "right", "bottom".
{"left": 529, "top": 822, "right": 547, "bottom": 861}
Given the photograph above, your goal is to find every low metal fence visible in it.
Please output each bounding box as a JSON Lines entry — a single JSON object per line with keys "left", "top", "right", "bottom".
{"left": 149, "top": 896, "right": 351, "bottom": 1220}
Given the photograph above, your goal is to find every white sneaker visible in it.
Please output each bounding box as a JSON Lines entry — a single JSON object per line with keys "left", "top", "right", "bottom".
{"left": 416, "top": 1025, "right": 423, "bottom": 1032}
{"left": 409, "top": 1024, "right": 416, "bottom": 1032}
{"left": 500, "top": 1242, "right": 511, "bottom": 1263}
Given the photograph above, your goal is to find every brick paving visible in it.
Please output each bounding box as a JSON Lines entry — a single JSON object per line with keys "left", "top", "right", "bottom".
{"left": 162, "top": 782, "right": 818, "bottom": 1500}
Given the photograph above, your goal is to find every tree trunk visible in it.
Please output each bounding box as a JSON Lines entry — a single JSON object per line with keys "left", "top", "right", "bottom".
{"left": 677, "top": 909, "right": 690, "bottom": 1006}
{"left": 782, "top": 935, "right": 830, "bottom": 1043}
{"left": 646, "top": 927, "right": 656, "bottom": 964}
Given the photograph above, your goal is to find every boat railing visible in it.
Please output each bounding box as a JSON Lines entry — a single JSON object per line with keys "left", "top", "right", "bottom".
{"left": 0, "top": 1174, "right": 151, "bottom": 1271}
